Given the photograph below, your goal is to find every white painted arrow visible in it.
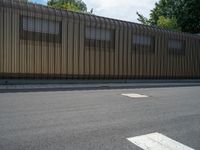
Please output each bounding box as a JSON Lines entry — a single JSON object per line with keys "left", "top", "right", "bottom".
{"left": 127, "top": 132, "right": 195, "bottom": 150}
{"left": 122, "top": 93, "right": 148, "bottom": 98}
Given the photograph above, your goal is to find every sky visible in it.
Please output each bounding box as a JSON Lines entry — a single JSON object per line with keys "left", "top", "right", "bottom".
{"left": 32, "top": 0, "right": 158, "bottom": 23}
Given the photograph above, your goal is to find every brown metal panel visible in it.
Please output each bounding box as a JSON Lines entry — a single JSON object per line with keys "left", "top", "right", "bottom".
{"left": 60, "top": 12, "right": 67, "bottom": 77}
{"left": 134, "top": 24, "right": 139, "bottom": 78}
{"left": 79, "top": 19, "right": 85, "bottom": 76}
{"left": 0, "top": 6, "right": 3, "bottom": 74}
{"left": 131, "top": 24, "right": 136, "bottom": 78}
{"left": 180, "top": 34, "right": 186, "bottom": 78}
{"left": 197, "top": 38, "right": 200, "bottom": 78}
{"left": 127, "top": 23, "right": 132, "bottom": 77}
{"left": 83, "top": 15, "right": 90, "bottom": 77}
{"left": 1, "top": 0, "right": 200, "bottom": 79}
{"left": 114, "top": 21, "right": 119, "bottom": 78}
{"left": 138, "top": 25, "right": 143, "bottom": 78}
{"left": 104, "top": 18, "right": 110, "bottom": 77}
{"left": 168, "top": 31, "right": 174, "bottom": 78}
{"left": 162, "top": 29, "right": 168, "bottom": 78}
{"left": 109, "top": 19, "right": 115, "bottom": 78}
{"left": 72, "top": 12, "right": 79, "bottom": 77}
{"left": 67, "top": 15, "right": 74, "bottom": 75}
{"left": 5, "top": 7, "right": 13, "bottom": 73}
{"left": 143, "top": 26, "right": 148, "bottom": 78}
{"left": 94, "top": 16, "right": 100, "bottom": 78}
{"left": 122, "top": 22, "right": 128, "bottom": 78}
{"left": 118, "top": 21, "right": 123, "bottom": 78}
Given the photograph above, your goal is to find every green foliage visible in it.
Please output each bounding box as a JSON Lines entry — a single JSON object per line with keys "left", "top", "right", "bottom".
{"left": 177, "top": 0, "right": 200, "bottom": 33}
{"left": 136, "top": 12, "right": 151, "bottom": 26}
{"left": 157, "top": 16, "right": 181, "bottom": 31}
{"left": 47, "top": 0, "right": 87, "bottom": 12}
{"left": 137, "top": 0, "right": 200, "bottom": 33}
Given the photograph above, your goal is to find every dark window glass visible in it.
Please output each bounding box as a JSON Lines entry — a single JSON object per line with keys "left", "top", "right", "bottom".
{"left": 20, "top": 16, "right": 62, "bottom": 43}
{"left": 85, "top": 27, "right": 115, "bottom": 49}
{"left": 132, "top": 34, "right": 155, "bottom": 53}
{"left": 168, "top": 39, "right": 185, "bottom": 55}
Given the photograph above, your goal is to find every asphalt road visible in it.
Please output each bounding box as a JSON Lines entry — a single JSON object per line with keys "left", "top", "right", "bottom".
{"left": 0, "top": 86, "right": 200, "bottom": 150}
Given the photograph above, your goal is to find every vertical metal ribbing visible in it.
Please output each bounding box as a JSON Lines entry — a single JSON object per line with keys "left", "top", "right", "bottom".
{"left": 98, "top": 17, "right": 102, "bottom": 79}
{"left": 71, "top": 12, "right": 75, "bottom": 79}
{"left": 77, "top": 13, "right": 81, "bottom": 79}
{"left": 59, "top": 9, "right": 63, "bottom": 79}
{"left": 184, "top": 34, "right": 188, "bottom": 79}
{"left": 181, "top": 33, "right": 185, "bottom": 79}
{"left": 134, "top": 24, "right": 138, "bottom": 79}
{"left": 108, "top": 18, "right": 111, "bottom": 79}
{"left": 121, "top": 21, "right": 125, "bottom": 79}
{"left": 145, "top": 26, "right": 148, "bottom": 79}
{"left": 190, "top": 35, "right": 195, "bottom": 79}
{"left": 156, "top": 28, "right": 160, "bottom": 79}
{"left": 162, "top": 29, "right": 166, "bottom": 79}
{"left": 168, "top": 30, "right": 172, "bottom": 79}
{"left": 193, "top": 36, "right": 197, "bottom": 79}
{"left": 129, "top": 23, "right": 133, "bottom": 79}
{"left": 176, "top": 32, "right": 180, "bottom": 79}
{"left": 46, "top": 7, "right": 50, "bottom": 79}
{"left": 162, "top": 29, "right": 167, "bottom": 79}
{"left": 88, "top": 14, "right": 92, "bottom": 79}
{"left": 138, "top": 25, "right": 141, "bottom": 78}
{"left": 104, "top": 18, "right": 108, "bottom": 79}
{"left": 150, "top": 26, "right": 154, "bottom": 79}
{"left": 124, "top": 22, "right": 128, "bottom": 79}
{"left": 110, "top": 19, "right": 115, "bottom": 79}
{"left": 166, "top": 30, "right": 170, "bottom": 79}
{"left": 0, "top": 0, "right": 2, "bottom": 78}
{"left": 117, "top": 21, "right": 120, "bottom": 79}
{"left": 113, "top": 20, "right": 117, "bottom": 79}
{"left": 131, "top": 24, "right": 135, "bottom": 79}
{"left": 1, "top": 1, "right": 200, "bottom": 80}
{"left": 27, "top": 2, "right": 30, "bottom": 78}
{"left": 103, "top": 18, "right": 106, "bottom": 79}
{"left": 198, "top": 38, "right": 200, "bottom": 78}
{"left": 65, "top": 10, "right": 69, "bottom": 79}
{"left": 40, "top": 5, "right": 43, "bottom": 79}
{"left": 154, "top": 27, "right": 158, "bottom": 79}
{"left": 83, "top": 14, "right": 86, "bottom": 79}
{"left": 185, "top": 35, "right": 188, "bottom": 79}
{"left": 25, "top": 1, "right": 28, "bottom": 79}
{"left": 11, "top": 0, "right": 13, "bottom": 78}
{"left": 2, "top": 0, "right": 4, "bottom": 78}
{"left": 93, "top": 16, "right": 97, "bottom": 79}
{"left": 176, "top": 32, "right": 180, "bottom": 78}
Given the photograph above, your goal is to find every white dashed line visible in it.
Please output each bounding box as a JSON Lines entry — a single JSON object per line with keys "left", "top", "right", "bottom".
{"left": 127, "top": 132, "right": 195, "bottom": 150}
{"left": 122, "top": 93, "right": 148, "bottom": 98}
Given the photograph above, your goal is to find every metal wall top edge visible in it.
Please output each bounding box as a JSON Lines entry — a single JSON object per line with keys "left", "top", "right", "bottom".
{"left": 0, "top": 0, "right": 199, "bottom": 39}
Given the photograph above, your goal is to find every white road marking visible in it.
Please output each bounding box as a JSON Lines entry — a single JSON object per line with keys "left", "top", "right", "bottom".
{"left": 127, "top": 132, "right": 195, "bottom": 150}
{"left": 122, "top": 93, "right": 148, "bottom": 98}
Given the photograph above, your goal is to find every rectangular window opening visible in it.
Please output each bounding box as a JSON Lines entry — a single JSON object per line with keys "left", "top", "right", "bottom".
{"left": 20, "top": 16, "right": 62, "bottom": 43}
{"left": 168, "top": 39, "right": 185, "bottom": 55}
{"left": 85, "top": 27, "right": 115, "bottom": 49}
{"left": 132, "top": 34, "right": 155, "bottom": 53}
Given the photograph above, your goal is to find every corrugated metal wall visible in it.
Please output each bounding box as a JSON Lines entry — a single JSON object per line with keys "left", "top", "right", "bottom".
{"left": 0, "top": 0, "right": 200, "bottom": 79}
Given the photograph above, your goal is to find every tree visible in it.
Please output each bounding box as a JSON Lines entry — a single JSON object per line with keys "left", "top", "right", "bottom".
{"left": 177, "top": 0, "right": 200, "bottom": 33}
{"left": 137, "top": 0, "right": 200, "bottom": 33}
{"left": 47, "top": 0, "right": 87, "bottom": 12}
{"left": 157, "top": 16, "right": 181, "bottom": 31}
{"left": 136, "top": 12, "right": 151, "bottom": 26}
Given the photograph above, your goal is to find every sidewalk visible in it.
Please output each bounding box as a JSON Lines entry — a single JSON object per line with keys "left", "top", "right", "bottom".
{"left": 0, "top": 80, "right": 200, "bottom": 93}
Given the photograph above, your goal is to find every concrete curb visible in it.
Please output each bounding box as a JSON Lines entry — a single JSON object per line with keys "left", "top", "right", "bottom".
{"left": 1, "top": 82, "right": 200, "bottom": 93}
